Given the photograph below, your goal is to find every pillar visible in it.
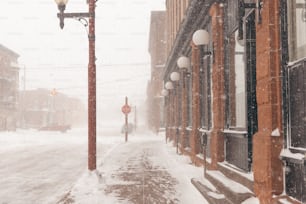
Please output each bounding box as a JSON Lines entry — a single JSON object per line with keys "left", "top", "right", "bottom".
{"left": 209, "top": 3, "right": 225, "bottom": 169}
{"left": 253, "top": 0, "right": 284, "bottom": 203}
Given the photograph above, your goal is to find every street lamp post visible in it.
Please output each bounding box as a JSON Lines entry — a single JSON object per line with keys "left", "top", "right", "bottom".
{"left": 161, "top": 89, "right": 169, "bottom": 143}
{"left": 165, "top": 81, "right": 174, "bottom": 143}
{"left": 177, "top": 56, "right": 191, "bottom": 152}
{"left": 192, "top": 29, "right": 210, "bottom": 174}
{"left": 54, "top": 0, "right": 97, "bottom": 171}
{"left": 170, "top": 71, "right": 180, "bottom": 154}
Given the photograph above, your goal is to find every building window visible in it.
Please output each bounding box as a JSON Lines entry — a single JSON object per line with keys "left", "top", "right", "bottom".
{"left": 286, "top": 0, "right": 306, "bottom": 150}
{"left": 228, "top": 30, "right": 246, "bottom": 129}
{"left": 288, "top": 60, "right": 306, "bottom": 149}
{"left": 225, "top": 0, "right": 247, "bottom": 130}
{"left": 199, "top": 46, "right": 212, "bottom": 129}
{"left": 287, "top": 0, "right": 306, "bottom": 61}
{"left": 227, "top": 0, "right": 238, "bottom": 34}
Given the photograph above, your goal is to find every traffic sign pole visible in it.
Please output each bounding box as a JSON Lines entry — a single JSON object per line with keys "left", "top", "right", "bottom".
{"left": 125, "top": 111, "right": 128, "bottom": 142}
{"left": 121, "top": 96, "right": 131, "bottom": 142}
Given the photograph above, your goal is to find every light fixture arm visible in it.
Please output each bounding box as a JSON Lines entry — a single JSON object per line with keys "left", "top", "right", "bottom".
{"left": 56, "top": 4, "right": 95, "bottom": 29}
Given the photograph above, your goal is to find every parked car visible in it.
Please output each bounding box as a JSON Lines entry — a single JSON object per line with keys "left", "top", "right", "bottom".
{"left": 38, "top": 124, "right": 71, "bottom": 133}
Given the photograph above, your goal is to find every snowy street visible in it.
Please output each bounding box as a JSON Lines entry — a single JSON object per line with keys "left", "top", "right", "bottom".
{"left": 0, "top": 128, "right": 208, "bottom": 204}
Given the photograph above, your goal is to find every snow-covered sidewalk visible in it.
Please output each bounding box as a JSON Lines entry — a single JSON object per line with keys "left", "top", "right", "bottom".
{"left": 58, "top": 132, "right": 208, "bottom": 204}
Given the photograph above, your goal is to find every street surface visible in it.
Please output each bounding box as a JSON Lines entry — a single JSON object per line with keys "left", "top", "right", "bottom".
{"left": 0, "top": 144, "right": 87, "bottom": 204}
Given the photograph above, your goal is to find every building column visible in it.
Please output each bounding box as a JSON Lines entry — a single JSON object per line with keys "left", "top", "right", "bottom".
{"left": 165, "top": 92, "right": 171, "bottom": 142}
{"left": 253, "top": 0, "right": 283, "bottom": 202}
{"left": 209, "top": 3, "right": 225, "bottom": 169}
{"left": 190, "top": 42, "right": 201, "bottom": 162}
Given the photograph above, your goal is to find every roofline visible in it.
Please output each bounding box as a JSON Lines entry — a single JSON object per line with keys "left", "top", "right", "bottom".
{"left": 0, "top": 44, "right": 20, "bottom": 58}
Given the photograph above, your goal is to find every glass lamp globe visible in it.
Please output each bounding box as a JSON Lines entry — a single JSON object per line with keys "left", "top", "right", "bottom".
{"left": 161, "top": 89, "right": 169, "bottom": 96}
{"left": 192, "top": 29, "right": 209, "bottom": 46}
{"left": 54, "top": 0, "right": 69, "bottom": 6}
{"left": 165, "top": 81, "right": 174, "bottom": 90}
{"left": 170, "top": 72, "right": 180, "bottom": 81}
{"left": 177, "top": 56, "right": 191, "bottom": 70}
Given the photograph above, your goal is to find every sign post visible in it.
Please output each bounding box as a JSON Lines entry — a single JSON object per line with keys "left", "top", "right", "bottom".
{"left": 121, "top": 96, "right": 131, "bottom": 142}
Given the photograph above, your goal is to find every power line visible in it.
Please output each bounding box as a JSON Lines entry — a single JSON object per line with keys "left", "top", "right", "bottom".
{"left": 22, "top": 62, "right": 150, "bottom": 70}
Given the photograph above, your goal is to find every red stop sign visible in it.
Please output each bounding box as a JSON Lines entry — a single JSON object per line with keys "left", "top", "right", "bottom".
{"left": 121, "top": 104, "right": 131, "bottom": 114}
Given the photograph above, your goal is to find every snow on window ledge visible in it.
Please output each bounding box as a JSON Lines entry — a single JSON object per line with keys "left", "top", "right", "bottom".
{"left": 223, "top": 129, "right": 247, "bottom": 134}
{"left": 186, "top": 126, "right": 192, "bottom": 131}
{"left": 280, "top": 148, "right": 305, "bottom": 164}
{"left": 198, "top": 128, "right": 211, "bottom": 133}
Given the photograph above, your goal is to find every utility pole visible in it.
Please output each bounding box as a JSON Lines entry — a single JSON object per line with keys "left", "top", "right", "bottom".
{"left": 87, "top": 0, "right": 97, "bottom": 171}
{"left": 134, "top": 105, "right": 137, "bottom": 132}
{"left": 22, "top": 65, "right": 26, "bottom": 128}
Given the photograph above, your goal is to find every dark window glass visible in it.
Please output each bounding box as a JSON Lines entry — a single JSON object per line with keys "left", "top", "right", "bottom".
{"left": 199, "top": 52, "right": 212, "bottom": 129}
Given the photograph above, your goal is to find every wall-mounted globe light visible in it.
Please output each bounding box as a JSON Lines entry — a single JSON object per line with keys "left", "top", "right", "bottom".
{"left": 192, "top": 29, "right": 213, "bottom": 59}
{"left": 192, "top": 29, "right": 209, "bottom": 46}
{"left": 170, "top": 71, "right": 180, "bottom": 81}
{"left": 165, "top": 81, "right": 174, "bottom": 90}
{"left": 177, "top": 56, "right": 191, "bottom": 70}
{"left": 161, "top": 89, "right": 169, "bottom": 96}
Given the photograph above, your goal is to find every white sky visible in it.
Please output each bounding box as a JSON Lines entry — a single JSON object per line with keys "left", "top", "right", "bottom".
{"left": 0, "top": 0, "right": 165, "bottom": 114}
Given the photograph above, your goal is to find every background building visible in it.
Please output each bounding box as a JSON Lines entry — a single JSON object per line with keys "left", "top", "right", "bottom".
{"left": 147, "top": 11, "right": 167, "bottom": 133}
{"left": 18, "top": 89, "right": 86, "bottom": 130}
{"left": 0, "top": 44, "right": 20, "bottom": 131}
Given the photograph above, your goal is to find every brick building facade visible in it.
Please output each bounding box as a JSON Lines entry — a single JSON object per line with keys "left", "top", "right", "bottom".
{"left": 158, "top": 0, "right": 306, "bottom": 203}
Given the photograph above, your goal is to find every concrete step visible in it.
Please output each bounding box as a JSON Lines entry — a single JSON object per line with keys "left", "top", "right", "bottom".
{"left": 205, "top": 170, "right": 254, "bottom": 204}
{"left": 271, "top": 195, "right": 302, "bottom": 204}
{"left": 217, "top": 162, "right": 254, "bottom": 192}
{"left": 191, "top": 178, "right": 232, "bottom": 204}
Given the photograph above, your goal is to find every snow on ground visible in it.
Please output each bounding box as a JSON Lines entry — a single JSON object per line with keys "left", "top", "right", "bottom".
{"left": 0, "top": 128, "right": 208, "bottom": 204}
{"left": 0, "top": 127, "right": 123, "bottom": 204}
{"left": 242, "top": 197, "right": 260, "bottom": 204}
{"left": 0, "top": 127, "right": 267, "bottom": 204}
